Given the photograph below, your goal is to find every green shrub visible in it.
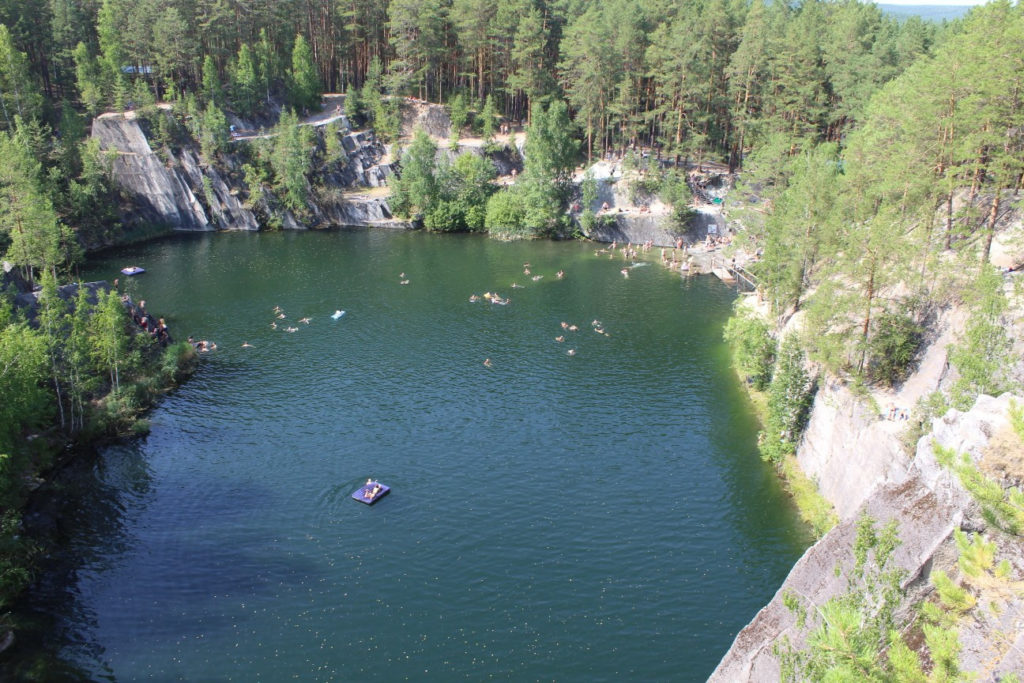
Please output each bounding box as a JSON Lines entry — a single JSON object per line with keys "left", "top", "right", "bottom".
{"left": 761, "top": 336, "right": 814, "bottom": 464}
{"left": 423, "top": 199, "right": 464, "bottom": 232}
{"left": 723, "top": 302, "right": 775, "bottom": 390}
{"left": 867, "top": 311, "right": 922, "bottom": 387}
{"left": 484, "top": 188, "right": 529, "bottom": 239}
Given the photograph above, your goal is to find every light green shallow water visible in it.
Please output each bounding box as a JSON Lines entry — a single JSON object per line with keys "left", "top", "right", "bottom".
{"left": 29, "top": 230, "right": 811, "bottom": 681}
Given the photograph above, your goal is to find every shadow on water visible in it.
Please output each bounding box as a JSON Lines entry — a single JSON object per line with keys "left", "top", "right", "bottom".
{"left": 10, "top": 440, "right": 333, "bottom": 679}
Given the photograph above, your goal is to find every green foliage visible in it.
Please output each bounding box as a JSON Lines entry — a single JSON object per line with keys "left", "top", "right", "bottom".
{"left": 485, "top": 188, "right": 529, "bottom": 239}
{"left": 160, "top": 341, "right": 197, "bottom": 384}
{"left": 867, "top": 310, "right": 922, "bottom": 387}
{"left": 241, "top": 159, "right": 271, "bottom": 208}
{"left": 1010, "top": 399, "right": 1024, "bottom": 443}
{"left": 581, "top": 170, "right": 598, "bottom": 212}
{"left": 935, "top": 442, "right": 1024, "bottom": 535}
{"left": 778, "top": 516, "right": 907, "bottom": 682}
{"left": 886, "top": 631, "right": 927, "bottom": 683}
{"left": 658, "top": 170, "right": 692, "bottom": 209}
{"left": 72, "top": 41, "right": 105, "bottom": 116}
{"left": 359, "top": 56, "right": 383, "bottom": 126}
{"left": 269, "top": 109, "right": 314, "bottom": 214}
{"left": 0, "top": 131, "right": 64, "bottom": 282}
{"left": 390, "top": 128, "right": 438, "bottom": 219}
{"left": 758, "top": 143, "right": 841, "bottom": 316}
{"left": 955, "top": 529, "right": 996, "bottom": 578}
{"left": 949, "top": 266, "right": 1015, "bottom": 410}
{"left": 201, "top": 55, "right": 224, "bottom": 108}
{"left": 448, "top": 92, "right": 468, "bottom": 148}
{"left": 0, "top": 24, "right": 43, "bottom": 131}
{"left": 323, "top": 121, "right": 345, "bottom": 166}
{"left": 723, "top": 301, "right": 775, "bottom": 390}
{"left": 288, "top": 34, "right": 321, "bottom": 112}
{"left": 923, "top": 622, "right": 961, "bottom": 681}
{"left": 198, "top": 102, "right": 229, "bottom": 161}
{"left": 782, "top": 590, "right": 807, "bottom": 629}
{"left": 761, "top": 336, "right": 814, "bottom": 464}
{"left": 0, "top": 314, "right": 50, "bottom": 451}
{"left": 931, "top": 570, "right": 975, "bottom": 613}
{"left": 344, "top": 87, "right": 362, "bottom": 123}
{"left": 479, "top": 94, "right": 497, "bottom": 141}
{"left": 89, "top": 289, "right": 129, "bottom": 391}
{"left": 231, "top": 44, "right": 260, "bottom": 118}
{"left": 423, "top": 200, "right": 463, "bottom": 232}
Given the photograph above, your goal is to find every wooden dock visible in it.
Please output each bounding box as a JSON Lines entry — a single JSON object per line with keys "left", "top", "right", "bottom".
{"left": 712, "top": 267, "right": 735, "bottom": 282}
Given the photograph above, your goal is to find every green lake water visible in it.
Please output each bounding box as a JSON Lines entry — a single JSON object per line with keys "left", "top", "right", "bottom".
{"left": 27, "top": 230, "right": 811, "bottom": 680}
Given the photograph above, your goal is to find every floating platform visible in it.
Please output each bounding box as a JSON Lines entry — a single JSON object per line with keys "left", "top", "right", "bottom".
{"left": 331, "top": 310, "right": 346, "bottom": 319}
{"left": 352, "top": 481, "right": 390, "bottom": 505}
{"left": 120, "top": 266, "right": 145, "bottom": 276}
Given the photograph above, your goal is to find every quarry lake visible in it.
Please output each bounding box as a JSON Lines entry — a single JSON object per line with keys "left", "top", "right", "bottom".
{"left": 34, "top": 230, "right": 812, "bottom": 680}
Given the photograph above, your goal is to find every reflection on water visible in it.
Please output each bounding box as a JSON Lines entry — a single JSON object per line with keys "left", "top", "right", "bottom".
{"left": 15, "top": 231, "right": 812, "bottom": 681}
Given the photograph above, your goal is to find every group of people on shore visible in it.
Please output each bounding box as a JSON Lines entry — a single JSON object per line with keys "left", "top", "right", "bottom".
{"left": 122, "top": 296, "right": 173, "bottom": 346}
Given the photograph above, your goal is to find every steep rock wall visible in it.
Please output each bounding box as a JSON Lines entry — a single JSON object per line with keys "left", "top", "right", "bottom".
{"left": 95, "top": 108, "right": 409, "bottom": 235}
{"left": 797, "top": 381, "right": 914, "bottom": 519}
{"left": 93, "top": 113, "right": 213, "bottom": 232}
{"left": 710, "top": 476, "right": 962, "bottom": 681}
{"left": 712, "top": 392, "right": 1024, "bottom": 681}
{"left": 796, "top": 307, "right": 960, "bottom": 518}
{"left": 584, "top": 213, "right": 683, "bottom": 247}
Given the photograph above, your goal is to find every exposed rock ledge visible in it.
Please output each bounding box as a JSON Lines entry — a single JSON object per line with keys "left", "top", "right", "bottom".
{"left": 93, "top": 107, "right": 409, "bottom": 238}
{"left": 711, "top": 392, "right": 1024, "bottom": 681}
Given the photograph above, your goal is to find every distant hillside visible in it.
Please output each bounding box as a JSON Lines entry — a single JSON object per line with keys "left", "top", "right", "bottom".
{"left": 878, "top": 4, "right": 973, "bottom": 21}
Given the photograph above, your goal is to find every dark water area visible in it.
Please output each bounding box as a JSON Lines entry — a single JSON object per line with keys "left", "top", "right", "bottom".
{"left": 20, "top": 230, "right": 812, "bottom": 680}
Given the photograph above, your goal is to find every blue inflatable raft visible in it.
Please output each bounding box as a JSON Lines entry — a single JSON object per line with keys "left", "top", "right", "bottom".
{"left": 352, "top": 481, "right": 390, "bottom": 505}
{"left": 120, "top": 266, "right": 145, "bottom": 276}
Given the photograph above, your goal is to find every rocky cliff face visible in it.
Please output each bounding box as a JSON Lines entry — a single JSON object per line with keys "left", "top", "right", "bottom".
{"left": 711, "top": 476, "right": 963, "bottom": 681}
{"left": 94, "top": 106, "right": 409, "bottom": 238}
{"left": 93, "top": 112, "right": 217, "bottom": 233}
{"left": 585, "top": 213, "right": 683, "bottom": 247}
{"left": 712, "top": 381, "right": 1024, "bottom": 680}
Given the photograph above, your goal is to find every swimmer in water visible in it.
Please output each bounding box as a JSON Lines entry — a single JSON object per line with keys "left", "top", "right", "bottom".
{"left": 483, "top": 358, "right": 492, "bottom": 367}
{"left": 400, "top": 279, "right": 410, "bottom": 285}
{"left": 242, "top": 342, "right": 253, "bottom": 348}
{"left": 591, "top": 319, "right": 602, "bottom": 327}
{"left": 299, "top": 317, "right": 311, "bottom": 324}
{"left": 277, "top": 313, "right": 286, "bottom": 319}
{"left": 560, "top": 321, "right": 569, "bottom": 330}
{"left": 524, "top": 267, "right": 531, "bottom": 275}
{"left": 273, "top": 305, "right": 282, "bottom": 313}
{"left": 621, "top": 268, "right": 629, "bottom": 277}
{"left": 556, "top": 270, "right": 564, "bottom": 278}
{"left": 286, "top": 326, "right": 298, "bottom": 332}
{"left": 270, "top": 322, "right": 277, "bottom": 329}
{"left": 532, "top": 275, "right": 542, "bottom": 281}
{"left": 568, "top": 325, "right": 578, "bottom": 331}
{"left": 469, "top": 294, "right": 480, "bottom": 302}
{"left": 567, "top": 349, "right": 576, "bottom": 356}
{"left": 555, "top": 335, "right": 565, "bottom": 342}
